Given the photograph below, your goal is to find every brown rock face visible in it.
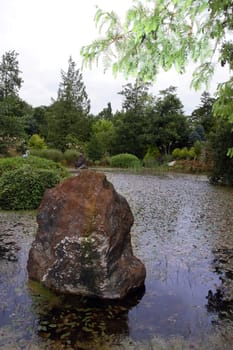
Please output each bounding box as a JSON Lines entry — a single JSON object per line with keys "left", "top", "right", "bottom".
{"left": 27, "top": 170, "right": 146, "bottom": 299}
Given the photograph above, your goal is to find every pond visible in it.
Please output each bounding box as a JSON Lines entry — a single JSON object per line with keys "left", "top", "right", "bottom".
{"left": 0, "top": 172, "right": 233, "bottom": 349}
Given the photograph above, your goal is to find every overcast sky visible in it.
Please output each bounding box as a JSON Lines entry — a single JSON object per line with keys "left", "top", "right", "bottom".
{"left": 1, "top": 0, "right": 231, "bottom": 115}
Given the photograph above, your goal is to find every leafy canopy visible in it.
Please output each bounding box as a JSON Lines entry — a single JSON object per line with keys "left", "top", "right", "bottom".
{"left": 81, "top": 0, "right": 231, "bottom": 86}
{"left": 81, "top": 0, "right": 233, "bottom": 156}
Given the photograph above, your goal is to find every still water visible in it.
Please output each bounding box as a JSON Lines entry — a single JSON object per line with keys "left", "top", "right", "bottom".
{"left": 0, "top": 172, "right": 233, "bottom": 349}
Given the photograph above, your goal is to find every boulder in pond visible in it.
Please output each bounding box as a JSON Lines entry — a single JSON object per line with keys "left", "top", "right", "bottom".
{"left": 27, "top": 170, "right": 146, "bottom": 299}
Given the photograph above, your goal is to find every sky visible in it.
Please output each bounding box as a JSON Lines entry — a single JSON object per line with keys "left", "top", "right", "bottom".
{"left": 0, "top": 0, "right": 231, "bottom": 115}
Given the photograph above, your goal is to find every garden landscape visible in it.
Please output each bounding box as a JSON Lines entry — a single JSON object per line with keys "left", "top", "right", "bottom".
{"left": 0, "top": 0, "right": 233, "bottom": 349}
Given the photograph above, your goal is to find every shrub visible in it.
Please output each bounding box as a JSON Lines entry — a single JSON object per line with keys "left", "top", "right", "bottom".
{"left": 110, "top": 153, "right": 141, "bottom": 168}
{"left": 172, "top": 147, "right": 194, "bottom": 160}
{"left": 87, "top": 135, "right": 104, "bottom": 161}
{"left": 193, "top": 141, "right": 203, "bottom": 159}
{"left": 28, "top": 134, "right": 47, "bottom": 149}
{"left": 0, "top": 165, "right": 62, "bottom": 210}
{"left": 172, "top": 148, "right": 182, "bottom": 159}
{"left": 64, "top": 135, "right": 87, "bottom": 153}
{"left": 144, "top": 146, "right": 160, "bottom": 160}
{"left": 143, "top": 146, "right": 160, "bottom": 167}
{"left": 0, "top": 156, "right": 68, "bottom": 178}
{"left": 180, "top": 147, "right": 189, "bottom": 159}
{"left": 30, "top": 149, "right": 63, "bottom": 163}
{"left": 188, "top": 147, "right": 196, "bottom": 159}
{"left": 63, "top": 149, "right": 80, "bottom": 166}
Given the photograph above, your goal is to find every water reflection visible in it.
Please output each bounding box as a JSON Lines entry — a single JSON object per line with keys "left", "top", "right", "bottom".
{"left": 207, "top": 247, "right": 233, "bottom": 323}
{"left": 28, "top": 281, "right": 145, "bottom": 346}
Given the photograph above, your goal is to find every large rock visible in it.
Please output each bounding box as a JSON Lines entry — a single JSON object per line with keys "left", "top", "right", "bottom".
{"left": 27, "top": 170, "right": 146, "bottom": 299}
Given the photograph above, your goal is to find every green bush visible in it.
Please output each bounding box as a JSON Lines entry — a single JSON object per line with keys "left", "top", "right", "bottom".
{"left": 188, "top": 147, "right": 196, "bottom": 159}
{"left": 30, "top": 149, "right": 63, "bottom": 162}
{"left": 0, "top": 156, "right": 68, "bottom": 178}
{"left": 180, "top": 147, "right": 189, "bottom": 159}
{"left": 63, "top": 149, "right": 80, "bottom": 165}
{"left": 110, "top": 153, "right": 141, "bottom": 168}
{"left": 172, "top": 147, "right": 196, "bottom": 160}
{"left": 144, "top": 146, "right": 160, "bottom": 160}
{"left": 87, "top": 135, "right": 104, "bottom": 161}
{"left": 193, "top": 141, "right": 203, "bottom": 159}
{"left": 143, "top": 146, "right": 160, "bottom": 167}
{"left": 28, "top": 134, "right": 47, "bottom": 149}
{"left": 0, "top": 165, "right": 62, "bottom": 210}
{"left": 172, "top": 148, "right": 182, "bottom": 159}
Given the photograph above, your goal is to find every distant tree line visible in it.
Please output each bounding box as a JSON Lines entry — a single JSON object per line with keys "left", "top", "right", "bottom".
{"left": 0, "top": 50, "right": 232, "bottom": 185}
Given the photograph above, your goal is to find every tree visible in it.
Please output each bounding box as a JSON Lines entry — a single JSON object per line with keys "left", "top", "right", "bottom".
{"left": 81, "top": 0, "right": 233, "bottom": 180}
{"left": 0, "top": 50, "right": 23, "bottom": 100}
{"left": 112, "top": 81, "right": 154, "bottom": 158}
{"left": 190, "top": 92, "right": 215, "bottom": 135}
{"left": 147, "top": 86, "right": 189, "bottom": 154}
{"left": 25, "top": 106, "right": 48, "bottom": 136}
{"left": 119, "top": 81, "right": 152, "bottom": 113}
{"left": 0, "top": 51, "right": 28, "bottom": 153}
{"left": 46, "top": 57, "right": 91, "bottom": 151}
{"left": 97, "top": 102, "right": 113, "bottom": 119}
{"left": 58, "top": 56, "right": 90, "bottom": 114}
{"left": 209, "top": 119, "right": 233, "bottom": 185}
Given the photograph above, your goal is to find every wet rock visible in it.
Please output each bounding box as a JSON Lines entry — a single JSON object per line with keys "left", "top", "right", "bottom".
{"left": 27, "top": 170, "right": 146, "bottom": 299}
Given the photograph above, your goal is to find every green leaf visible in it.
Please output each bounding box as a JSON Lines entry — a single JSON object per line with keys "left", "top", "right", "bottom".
{"left": 227, "top": 148, "right": 233, "bottom": 158}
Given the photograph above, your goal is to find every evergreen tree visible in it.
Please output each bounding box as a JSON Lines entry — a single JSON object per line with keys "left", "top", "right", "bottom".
{"left": 46, "top": 57, "right": 91, "bottom": 151}
{"left": 58, "top": 56, "right": 90, "bottom": 114}
{"left": 0, "top": 51, "right": 27, "bottom": 153}
{"left": 97, "top": 102, "right": 113, "bottom": 119}
{"left": 190, "top": 92, "right": 215, "bottom": 135}
{"left": 0, "top": 50, "right": 23, "bottom": 100}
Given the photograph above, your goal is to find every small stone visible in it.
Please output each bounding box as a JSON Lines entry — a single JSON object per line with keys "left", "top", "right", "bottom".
{"left": 27, "top": 170, "right": 146, "bottom": 299}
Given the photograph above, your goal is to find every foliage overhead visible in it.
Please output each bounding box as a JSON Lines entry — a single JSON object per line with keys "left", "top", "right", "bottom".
{"left": 81, "top": 0, "right": 231, "bottom": 85}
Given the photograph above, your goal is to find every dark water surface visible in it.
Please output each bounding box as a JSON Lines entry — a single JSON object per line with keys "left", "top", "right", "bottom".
{"left": 0, "top": 172, "right": 233, "bottom": 349}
